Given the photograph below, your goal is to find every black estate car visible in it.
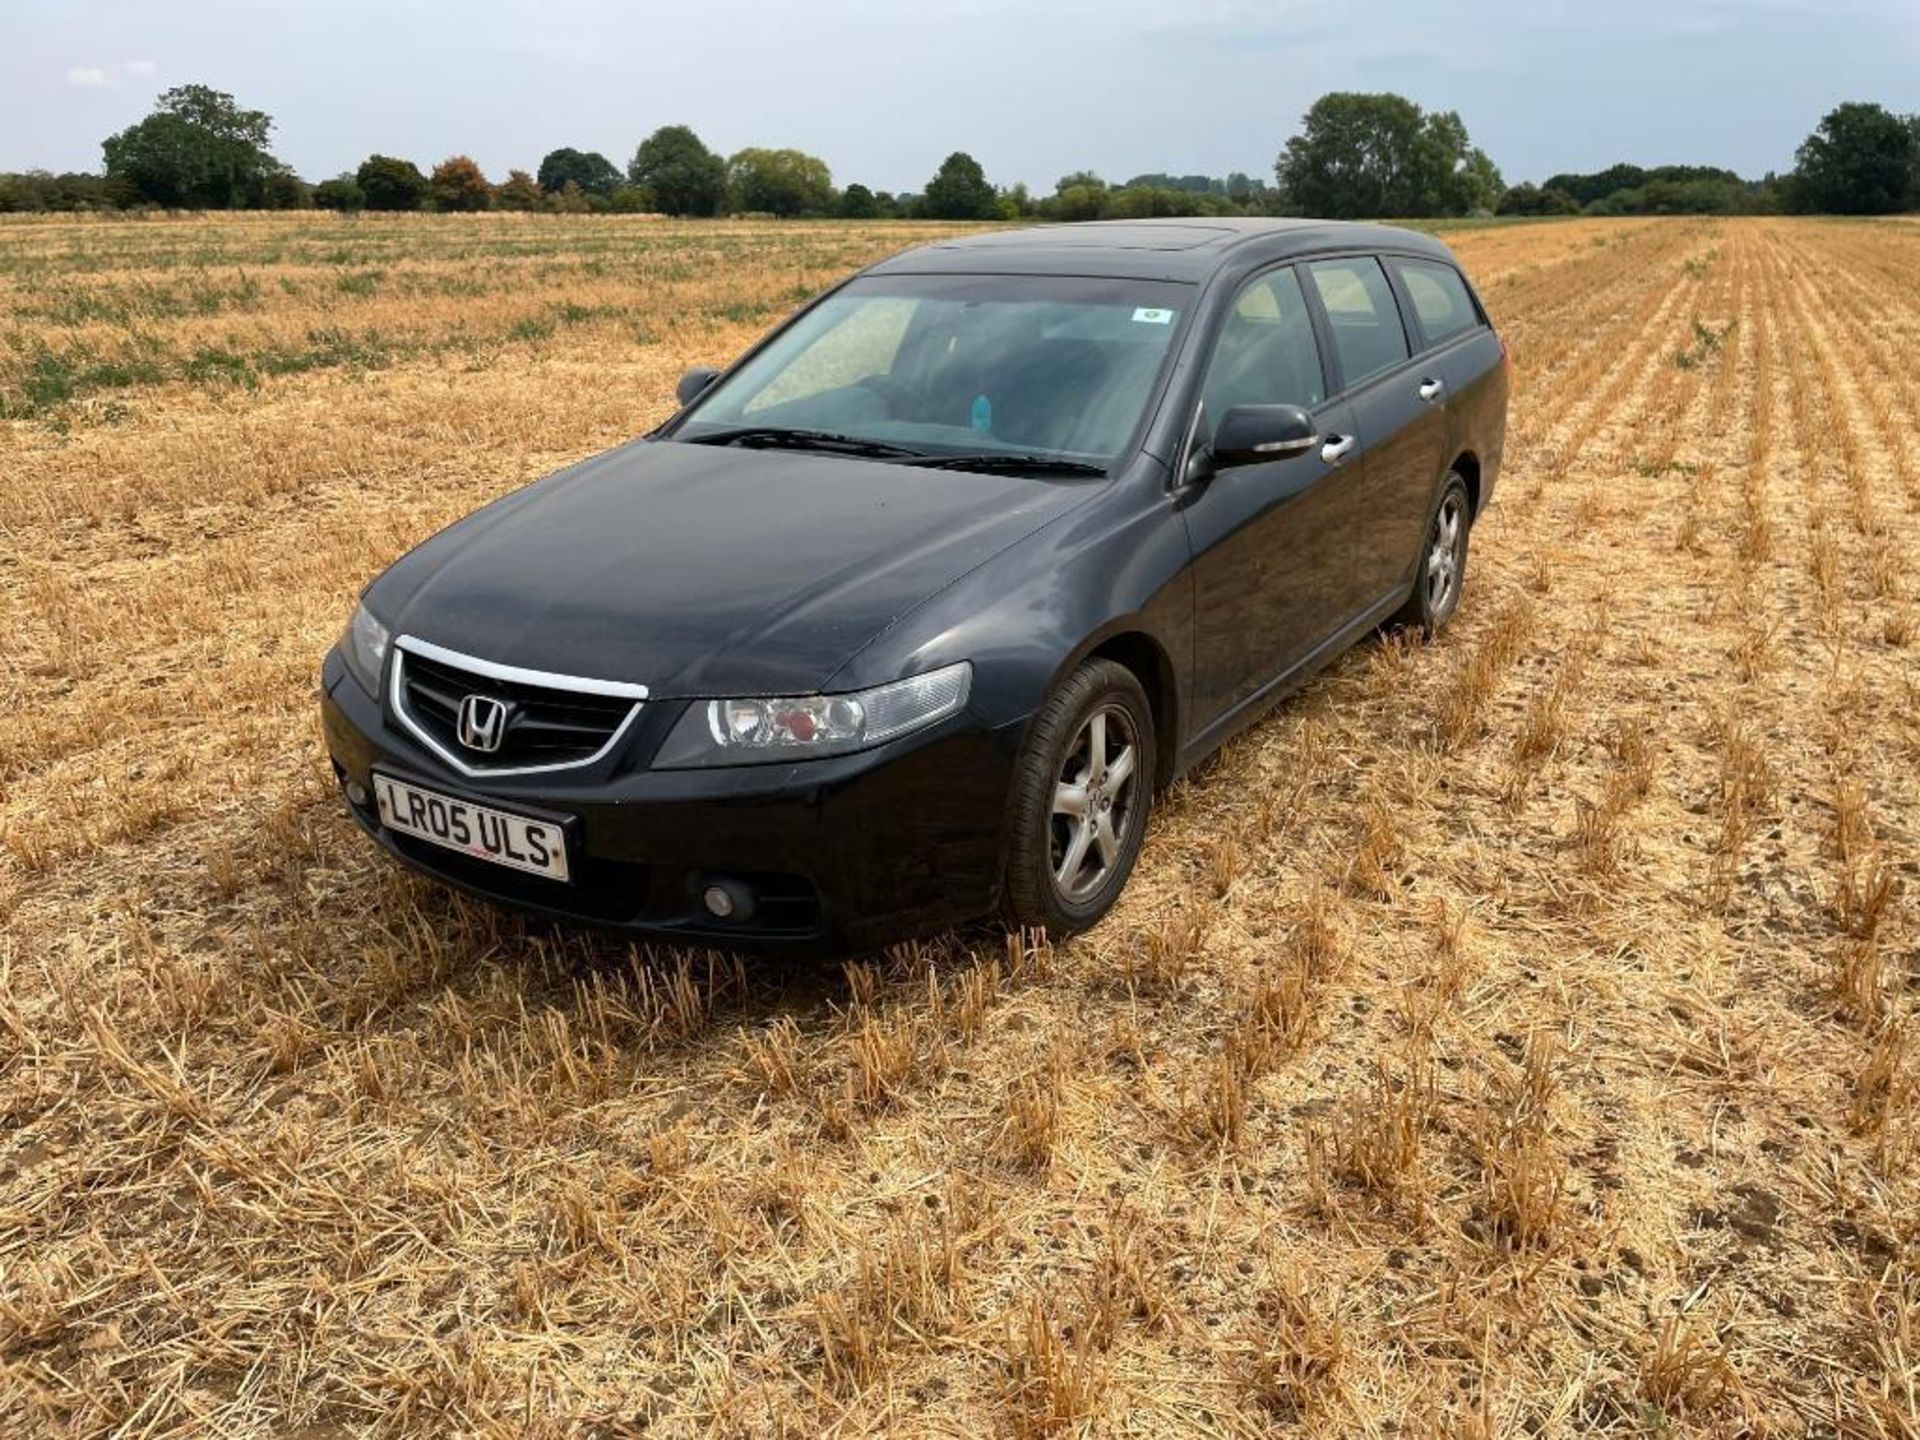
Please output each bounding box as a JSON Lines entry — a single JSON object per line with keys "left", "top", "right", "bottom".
{"left": 322, "top": 218, "right": 1508, "bottom": 949}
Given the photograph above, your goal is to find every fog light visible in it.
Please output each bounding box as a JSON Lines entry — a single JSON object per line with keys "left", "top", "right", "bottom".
{"left": 345, "top": 779, "right": 368, "bottom": 807}
{"left": 701, "top": 878, "right": 756, "bottom": 923}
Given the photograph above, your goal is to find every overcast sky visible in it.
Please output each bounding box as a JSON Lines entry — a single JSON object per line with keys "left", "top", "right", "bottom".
{"left": 5, "top": 0, "right": 1917, "bottom": 192}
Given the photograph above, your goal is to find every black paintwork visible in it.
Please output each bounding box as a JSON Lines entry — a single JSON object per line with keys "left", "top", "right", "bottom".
{"left": 326, "top": 218, "right": 1509, "bottom": 949}
{"left": 368, "top": 439, "right": 1098, "bottom": 699}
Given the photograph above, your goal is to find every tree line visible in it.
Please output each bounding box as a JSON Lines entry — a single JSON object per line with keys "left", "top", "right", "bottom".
{"left": 1498, "top": 105, "right": 1920, "bottom": 217}
{"left": 3, "top": 86, "right": 1916, "bottom": 221}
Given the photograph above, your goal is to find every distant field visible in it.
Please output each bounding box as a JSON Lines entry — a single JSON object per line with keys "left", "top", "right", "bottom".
{"left": 2, "top": 213, "right": 1916, "bottom": 1436}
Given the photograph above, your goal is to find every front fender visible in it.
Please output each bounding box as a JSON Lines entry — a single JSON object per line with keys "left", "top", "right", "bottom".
{"left": 827, "top": 458, "right": 1194, "bottom": 746}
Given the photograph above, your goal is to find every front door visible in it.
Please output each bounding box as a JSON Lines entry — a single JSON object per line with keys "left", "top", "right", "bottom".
{"left": 1181, "top": 265, "right": 1366, "bottom": 734}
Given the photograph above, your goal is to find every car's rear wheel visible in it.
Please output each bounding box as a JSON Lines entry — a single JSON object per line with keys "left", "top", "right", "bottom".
{"left": 1393, "top": 473, "right": 1472, "bottom": 636}
{"left": 1003, "top": 659, "right": 1156, "bottom": 936}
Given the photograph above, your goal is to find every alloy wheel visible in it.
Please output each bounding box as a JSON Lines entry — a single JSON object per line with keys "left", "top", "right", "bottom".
{"left": 1049, "top": 703, "right": 1141, "bottom": 902}
{"left": 1425, "top": 491, "right": 1465, "bottom": 616}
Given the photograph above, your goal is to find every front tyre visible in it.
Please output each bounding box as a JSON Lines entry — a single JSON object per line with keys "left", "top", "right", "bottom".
{"left": 1393, "top": 473, "right": 1471, "bottom": 637}
{"left": 1003, "top": 659, "right": 1156, "bottom": 937}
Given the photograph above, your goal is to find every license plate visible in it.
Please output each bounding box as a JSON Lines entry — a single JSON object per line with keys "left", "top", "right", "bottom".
{"left": 373, "top": 774, "right": 570, "bottom": 882}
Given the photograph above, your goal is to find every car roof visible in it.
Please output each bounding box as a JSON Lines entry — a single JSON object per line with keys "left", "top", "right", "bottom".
{"left": 863, "top": 218, "right": 1459, "bottom": 282}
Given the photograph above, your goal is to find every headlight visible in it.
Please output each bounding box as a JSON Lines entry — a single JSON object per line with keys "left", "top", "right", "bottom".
{"left": 340, "top": 601, "right": 391, "bottom": 695}
{"left": 652, "top": 662, "right": 972, "bottom": 768}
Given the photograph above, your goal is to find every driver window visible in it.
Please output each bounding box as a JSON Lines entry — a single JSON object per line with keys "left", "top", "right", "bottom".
{"left": 743, "top": 297, "right": 916, "bottom": 415}
{"left": 1200, "top": 267, "right": 1326, "bottom": 425}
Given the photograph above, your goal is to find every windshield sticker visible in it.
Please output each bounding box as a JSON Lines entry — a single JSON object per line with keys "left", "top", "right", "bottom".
{"left": 971, "top": 394, "right": 993, "bottom": 431}
{"left": 1131, "top": 307, "right": 1175, "bottom": 325}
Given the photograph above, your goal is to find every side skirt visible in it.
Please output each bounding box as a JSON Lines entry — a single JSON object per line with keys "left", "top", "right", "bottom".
{"left": 1172, "top": 584, "right": 1411, "bottom": 777}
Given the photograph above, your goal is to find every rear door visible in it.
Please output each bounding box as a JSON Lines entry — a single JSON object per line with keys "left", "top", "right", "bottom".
{"left": 1180, "top": 264, "right": 1361, "bottom": 732}
{"left": 1388, "top": 255, "right": 1505, "bottom": 507}
{"left": 1302, "top": 255, "right": 1448, "bottom": 609}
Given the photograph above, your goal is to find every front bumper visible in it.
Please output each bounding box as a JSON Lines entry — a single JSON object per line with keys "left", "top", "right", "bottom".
{"left": 320, "top": 649, "right": 1027, "bottom": 951}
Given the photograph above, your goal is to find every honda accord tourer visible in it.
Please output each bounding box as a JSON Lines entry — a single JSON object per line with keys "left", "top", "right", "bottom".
{"left": 321, "top": 218, "right": 1508, "bottom": 950}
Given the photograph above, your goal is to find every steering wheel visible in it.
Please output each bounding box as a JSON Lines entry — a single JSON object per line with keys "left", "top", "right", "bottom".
{"left": 856, "top": 374, "right": 920, "bottom": 421}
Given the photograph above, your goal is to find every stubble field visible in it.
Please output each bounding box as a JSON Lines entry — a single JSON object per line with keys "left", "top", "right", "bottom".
{"left": 1, "top": 212, "right": 1916, "bottom": 1437}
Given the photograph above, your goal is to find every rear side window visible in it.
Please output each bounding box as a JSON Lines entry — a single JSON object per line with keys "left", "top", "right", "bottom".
{"left": 1305, "top": 258, "right": 1408, "bottom": 389}
{"left": 1394, "top": 259, "right": 1481, "bottom": 347}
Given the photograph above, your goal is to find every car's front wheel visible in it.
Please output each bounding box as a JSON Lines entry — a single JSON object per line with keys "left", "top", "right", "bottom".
{"left": 1003, "top": 659, "right": 1156, "bottom": 936}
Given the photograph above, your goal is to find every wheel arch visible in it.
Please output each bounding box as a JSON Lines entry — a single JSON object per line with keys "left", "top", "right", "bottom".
{"left": 1450, "top": 450, "right": 1483, "bottom": 518}
{"left": 1059, "top": 626, "right": 1181, "bottom": 793}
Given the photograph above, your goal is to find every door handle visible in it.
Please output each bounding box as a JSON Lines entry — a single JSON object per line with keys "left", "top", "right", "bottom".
{"left": 1417, "top": 377, "right": 1445, "bottom": 403}
{"left": 1320, "top": 434, "right": 1355, "bottom": 466}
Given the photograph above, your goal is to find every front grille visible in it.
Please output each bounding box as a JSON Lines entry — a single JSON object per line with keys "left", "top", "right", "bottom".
{"left": 395, "top": 646, "right": 642, "bottom": 772}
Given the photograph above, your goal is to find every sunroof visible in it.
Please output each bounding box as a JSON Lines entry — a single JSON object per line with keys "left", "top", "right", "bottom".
{"left": 943, "top": 224, "right": 1236, "bottom": 252}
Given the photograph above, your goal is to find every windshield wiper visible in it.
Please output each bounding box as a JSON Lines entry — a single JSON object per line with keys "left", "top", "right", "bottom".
{"left": 682, "top": 426, "right": 926, "bottom": 460}
{"left": 907, "top": 452, "right": 1109, "bottom": 477}
{"left": 681, "top": 429, "right": 1107, "bottom": 476}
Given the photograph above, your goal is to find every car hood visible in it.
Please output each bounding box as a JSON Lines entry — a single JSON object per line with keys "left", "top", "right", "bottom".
{"left": 372, "top": 438, "right": 1094, "bottom": 697}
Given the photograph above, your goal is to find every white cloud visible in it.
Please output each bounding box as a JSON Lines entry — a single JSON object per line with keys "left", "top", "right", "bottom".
{"left": 65, "top": 60, "right": 158, "bottom": 89}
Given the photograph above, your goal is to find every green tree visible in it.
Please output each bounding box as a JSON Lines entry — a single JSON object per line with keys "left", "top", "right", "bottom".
{"left": 838, "top": 182, "right": 880, "bottom": 219}
{"left": 495, "top": 169, "right": 542, "bottom": 210}
{"left": 1055, "top": 184, "right": 1107, "bottom": 221}
{"left": 536, "top": 147, "right": 621, "bottom": 198}
{"left": 628, "top": 125, "right": 727, "bottom": 216}
{"left": 0, "top": 170, "right": 133, "bottom": 211}
{"left": 1406, "top": 109, "right": 1502, "bottom": 214}
{"left": 1495, "top": 182, "right": 1577, "bottom": 216}
{"left": 1791, "top": 102, "right": 1916, "bottom": 214}
{"left": 1591, "top": 176, "right": 1747, "bottom": 215}
{"left": 922, "top": 151, "right": 997, "bottom": 219}
{"left": 1912, "top": 117, "right": 1920, "bottom": 211}
{"left": 1275, "top": 92, "right": 1500, "bottom": 218}
{"left": 1540, "top": 163, "right": 1774, "bottom": 214}
{"left": 1428, "top": 129, "right": 1497, "bottom": 212}
{"left": 1543, "top": 163, "right": 1647, "bottom": 207}
{"left": 1224, "top": 171, "right": 1268, "bottom": 207}
{"left": 726, "top": 147, "right": 833, "bottom": 216}
{"left": 1050, "top": 170, "right": 1108, "bottom": 222}
{"left": 543, "top": 180, "right": 594, "bottom": 214}
{"left": 608, "top": 183, "right": 654, "bottom": 213}
{"left": 255, "top": 170, "right": 311, "bottom": 210}
{"left": 313, "top": 175, "right": 366, "bottom": 212}
{"left": 1105, "top": 185, "right": 1188, "bottom": 218}
{"left": 1123, "top": 172, "right": 1224, "bottom": 195}
{"left": 428, "top": 156, "right": 493, "bottom": 212}
{"left": 356, "top": 154, "right": 428, "bottom": 211}
{"left": 101, "top": 84, "right": 284, "bottom": 208}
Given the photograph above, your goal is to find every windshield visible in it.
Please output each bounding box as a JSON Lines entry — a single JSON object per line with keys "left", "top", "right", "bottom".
{"left": 674, "top": 272, "right": 1192, "bottom": 466}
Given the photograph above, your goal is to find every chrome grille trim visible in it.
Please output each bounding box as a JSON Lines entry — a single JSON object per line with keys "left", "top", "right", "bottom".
{"left": 389, "top": 635, "right": 647, "bottom": 778}
{"left": 397, "top": 634, "right": 650, "bottom": 699}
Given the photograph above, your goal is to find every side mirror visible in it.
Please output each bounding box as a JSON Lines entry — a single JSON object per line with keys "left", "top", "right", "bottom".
{"left": 1209, "top": 404, "right": 1319, "bottom": 469}
{"left": 676, "top": 365, "right": 722, "bottom": 408}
